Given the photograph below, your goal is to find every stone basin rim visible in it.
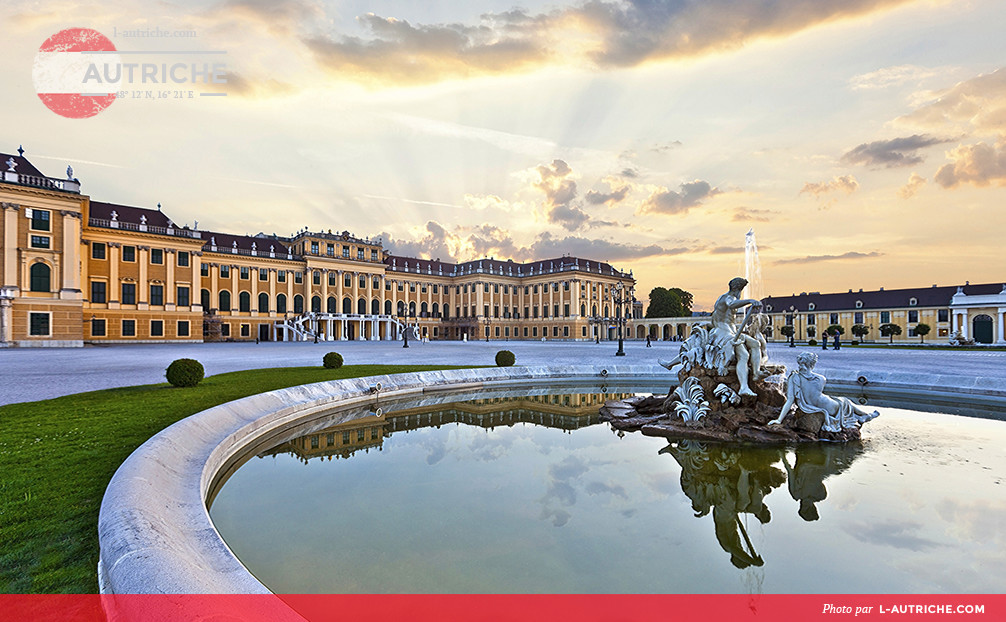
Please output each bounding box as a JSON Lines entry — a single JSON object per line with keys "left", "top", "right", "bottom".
{"left": 96, "top": 364, "right": 1006, "bottom": 595}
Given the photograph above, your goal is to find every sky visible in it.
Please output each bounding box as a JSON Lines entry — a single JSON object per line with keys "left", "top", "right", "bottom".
{"left": 3, "top": 0, "right": 1005, "bottom": 309}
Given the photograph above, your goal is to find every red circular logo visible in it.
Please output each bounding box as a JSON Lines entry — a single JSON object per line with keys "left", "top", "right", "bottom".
{"left": 33, "top": 28, "right": 118, "bottom": 119}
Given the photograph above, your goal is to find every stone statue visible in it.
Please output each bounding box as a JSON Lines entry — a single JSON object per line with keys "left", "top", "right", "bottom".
{"left": 769, "top": 352, "right": 878, "bottom": 432}
{"left": 67, "top": 165, "right": 74, "bottom": 180}
{"left": 711, "top": 277, "right": 764, "bottom": 396}
{"left": 6, "top": 157, "right": 16, "bottom": 172}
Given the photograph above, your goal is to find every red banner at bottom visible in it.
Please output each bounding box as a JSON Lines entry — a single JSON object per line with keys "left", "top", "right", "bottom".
{"left": 0, "top": 594, "right": 1002, "bottom": 622}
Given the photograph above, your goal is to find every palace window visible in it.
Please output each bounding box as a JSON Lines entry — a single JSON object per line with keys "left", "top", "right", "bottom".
{"left": 122, "top": 320, "right": 136, "bottom": 337}
{"left": 30, "top": 209, "right": 50, "bottom": 231}
{"left": 484, "top": 284, "right": 490, "bottom": 293}
{"left": 294, "top": 272, "right": 302, "bottom": 284}
{"left": 421, "top": 284, "right": 427, "bottom": 293}
{"left": 908, "top": 310, "right": 919, "bottom": 323}
{"left": 277, "top": 270, "right": 286, "bottom": 283}
{"left": 122, "top": 246, "right": 136, "bottom": 262}
{"left": 553, "top": 304, "right": 559, "bottom": 317}
{"left": 240, "top": 324, "right": 250, "bottom": 337}
{"left": 311, "top": 241, "right": 319, "bottom": 254}
{"left": 260, "top": 269, "right": 268, "bottom": 281}
{"left": 830, "top": 313, "right": 839, "bottom": 324}
{"left": 493, "top": 284, "right": 499, "bottom": 293}
{"left": 343, "top": 273, "right": 351, "bottom": 288}
{"left": 151, "top": 320, "right": 163, "bottom": 337}
{"left": 30, "top": 235, "right": 50, "bottom": 249}
{"left": 276, "top": 294, "right": 287, "bottom": 314}
{"left": 121, "top": 283, "right": 136, "bottom": 305}
{"left": 92, "top": 242, "right": 106, "bottom": 260}
{"left": 563, "top": 326, "right": 569, "bottom": 337}
{"left": 29, "top": 313, "right": 50, "bottom": 336}
{"left": 807, "top": 314, "right": 815, "bottom": 325}
{"left": 239, "top": 292, "right": 251, "bottom": 312}
{"left": 357, "top": 248, "right": 364, "bottom": 260}
{"left": 484, "top": 305, "right": 490, "bottom": 317}
{"left": 220, "top": 323, "right": 231, "bottom": 337}
{"left": 201, "top": 263, "right": 209, "bottom": 277}
{"left": 151, "top": 249, "right": 163, "bottom": 265}
{"left": 177, "top": 321, "right": 190, "bottom": 337}
{"left": 374, "top": 277, "right": 381, "bottom": 289}
{"left": 854, "top": 312, "right": 864, "bottom": 324}
{"left": 327, "top": 243, "right": 334, "bottom": 257}
{"left": 313, "top": 271, "right": 321, "bottom": 285}
{"left": 938, "top": 309, "right": 949, "bottom": 322}
{"left": 220, "top": 266, "right": 230, "bottom": 278}
{"left": 360, "top": 275, "right": 367, "bottom": 289}
{"left": 91, "top": 281, "right": 106, "bottom": 303}
{"left": 881, "top": 311, "right": 890, "bottom": 324}
{"left": 177, "top": 286, "right": 190, "bottom": 307}
{"left": 240, "top": 267, "right": 250, "bottom": 280}
{"left": 150, "top": 285, "right": 164, "bottom": 306}
{"left": 91, "top": 318, "right": 106, "bottom": 337}
{"left": 409, "top": 283, "right": 416, "bottom": 292}
{"left": 218, "top": 290, "right": 230, "bottom": 311}
{"left": 564, "top": 304, "right": 570, "bottom": 317}
{"left": 177, "top": 252, "right": 190, "bottom": 267}
{"left": 342, "top": 246, "right": 349, "bottom": 258}
{"left": 371, "top": 250, "right": 378, "bottom": 261}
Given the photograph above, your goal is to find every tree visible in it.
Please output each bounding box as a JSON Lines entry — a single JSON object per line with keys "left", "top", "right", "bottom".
{"left": 914, "top": 322, "right": 931, "bottom": 344}
{"left": 879, "top": 323, "right": 902, "bottom": 344}
{"left": 645, "top": 287, "right": 693, "bottom": 318}
{"left": 806, "top": 326, "right": 816, "bottom": 338}
{"left": 779, "top": 325, "right": 795, "bottom": 338}
{"left": 826, "top": 324, "right": 845, "bottom": 337}
{"left": 851, "top": 324, "right": 870, "bottom": 341}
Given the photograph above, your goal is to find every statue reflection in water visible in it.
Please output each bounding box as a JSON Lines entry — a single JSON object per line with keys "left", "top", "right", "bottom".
{"left": 660, "top": 440, "right": 863, "bottom": 567}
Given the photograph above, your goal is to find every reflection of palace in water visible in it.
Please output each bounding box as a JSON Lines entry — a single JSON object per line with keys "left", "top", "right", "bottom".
{"left": 661, "top": 440, "right": 863, "bottom": 568}
{"left": 264, "top": 391, "right": 634, "bottom": 462}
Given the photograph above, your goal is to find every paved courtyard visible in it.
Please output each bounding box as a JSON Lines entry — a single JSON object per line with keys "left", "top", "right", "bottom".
{"left": 2, "top": 340, "right": 1006, "bottom": 406}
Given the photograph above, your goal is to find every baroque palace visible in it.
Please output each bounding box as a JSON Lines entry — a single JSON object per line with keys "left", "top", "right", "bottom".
{"left": 0, "top": 150, "right": 637, "bottom": 347}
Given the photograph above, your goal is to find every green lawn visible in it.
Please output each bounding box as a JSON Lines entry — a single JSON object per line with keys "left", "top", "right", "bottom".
{"left": 0, "top": 364, "right": 473, "bottom": 594}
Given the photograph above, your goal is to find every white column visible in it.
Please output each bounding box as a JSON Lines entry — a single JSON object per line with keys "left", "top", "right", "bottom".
{"left": 958, "top": 312, "right": 969, "bottom": 339}
{"left": 998, "top": 309, "right": 1006, "bottom": 343}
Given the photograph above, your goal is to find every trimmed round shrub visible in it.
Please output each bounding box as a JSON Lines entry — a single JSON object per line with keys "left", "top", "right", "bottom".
{"left": 323, "top": 352, "right": 344, "bottom": 369}
{"left": 166, "top": 358, "right": 204, "bottom": 388}
{"left": 808, "top": 339, "right": 818, "bottom": 346}
{"left": 495, "top": 350, "right": 515, "bottom": 367}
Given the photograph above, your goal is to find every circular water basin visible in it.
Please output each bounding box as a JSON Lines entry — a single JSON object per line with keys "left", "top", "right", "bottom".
{"left": 208, "top": 383, "right": 1006, "bottom": 594}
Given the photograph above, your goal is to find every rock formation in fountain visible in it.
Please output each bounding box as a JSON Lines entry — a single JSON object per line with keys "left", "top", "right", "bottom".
{"left": 600, "top": 277, "right": 879, "bottom": 443}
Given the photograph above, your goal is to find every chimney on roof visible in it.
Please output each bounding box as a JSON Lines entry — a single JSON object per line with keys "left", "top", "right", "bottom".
{"left": 879, "top": 287, "right": 884, "bottom": 291}
{"left": 859, "top": 288, "right": 863, "bottom": 292}
{"left": 848, "top": 289, "right": 853, "bottom": 293}
{"left": 932, "top": 284, "right": 937, "bottom": 287}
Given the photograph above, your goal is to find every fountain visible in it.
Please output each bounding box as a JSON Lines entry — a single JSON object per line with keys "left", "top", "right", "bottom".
{"left": 600, "top": 276, "right": 879, "bottom": 443}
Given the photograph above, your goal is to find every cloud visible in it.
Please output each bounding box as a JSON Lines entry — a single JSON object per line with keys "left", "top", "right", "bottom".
{"left": 898, "top": 172, "right": 927, "bottom": 199}
{"left": 213, "top": 0, "right": 324, "bottom": 34}
{"left": 708, "top": 246, "right": 745, "bottom": 254}
{"left": 731, "top": 207, "right": 775, "bottom": 222}
{"left": 775, "top": 251, "right": 882, "bottom": 265}
{"left": 638, "top": 180, "right": 721, "bottom": 216}
{"left": 525, "top": 232, "right": 684, "bottom": 261}
{"left": 585, "top": 481, "right": 628, "bottom": 499}
{"left": 585, "top": 184, "right": 630, "bottom": 206}
{"left": 934, "top": 141, "right": 1006, "bottom": 189}
{"left": 620, "top": 168, "right": 639, "bottom": 178}
{"left": 847, "top": 64, "right": 942, "bottom": 91}
{"left": 301, "top": 0, "right": 916, "bottom": 86}
{"left": 532, "top": 159, "right": 593, "bottom": 230}
{"left": 897, "top": 67, "right": 1006, "bottom": 137}
{"left": 799, "top": 175, "right": 859, "bottom": 198}
{"left": 379, "top": 220, "right": 457, "bottom": 262}
{"left": 841, "top": 134, "right": 952, "bottom": 168}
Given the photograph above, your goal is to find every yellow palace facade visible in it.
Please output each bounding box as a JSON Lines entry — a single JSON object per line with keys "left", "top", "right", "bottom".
{"left": 0, "top": 151, "right": 636, "bottom": 347}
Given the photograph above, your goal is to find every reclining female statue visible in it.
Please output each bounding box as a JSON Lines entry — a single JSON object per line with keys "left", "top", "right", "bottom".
{"left": 769, "top": 352, "right": 878, "bottom": 432}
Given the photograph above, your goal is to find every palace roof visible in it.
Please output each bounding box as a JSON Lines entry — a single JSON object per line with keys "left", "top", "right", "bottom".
{"left": 761, "top": 282, "right": 1005, "bottom": 312}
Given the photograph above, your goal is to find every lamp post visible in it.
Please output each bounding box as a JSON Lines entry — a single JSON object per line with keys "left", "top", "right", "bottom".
{"left": 483, "top": 315, "right": 492, "bottom": 342}
{"left": 788, "top": 305, "right": 796, "bottom": 347}
{"left": 612, "top": 282, "right": 635, "bottom": 357}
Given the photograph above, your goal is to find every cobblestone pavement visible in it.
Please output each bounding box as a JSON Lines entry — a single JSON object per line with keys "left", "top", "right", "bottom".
{"left": 2, "top": 340, "right": 1005, "bottom": 406}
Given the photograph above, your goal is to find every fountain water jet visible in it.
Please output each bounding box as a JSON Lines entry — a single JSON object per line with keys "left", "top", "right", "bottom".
{"left": 744, "top": 228, "right": 763, "bottom": 303}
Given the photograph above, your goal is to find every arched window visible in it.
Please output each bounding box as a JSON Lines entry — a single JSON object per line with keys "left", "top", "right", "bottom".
{"left": 592, "top": 304, "right": 597, "bottom": 316}
{"left": 311, "top": 295, "right": 321, "bottom": 313}
{"left": 358, "top": 298, "right": 366, "bottom": 314}
{"left": 218, "top": 290, "right": 231, "bottom": 311}
{"left": 342, "top": 297, "right": 352, "bottom": 314}
{"left": 29, "top": 263, "right": 50, "bottom": 292}
{"left": 327, "top": 296, "right": 337, "bottom": 313}
{"left": 384, "top": 300, "right": 392, "bottom": 315}
{"left": 580, "top": 304, "right": 586, "bottom": 316}
{"left": 276, "top": 293, "right": 287, "bottom": 314}
{"left": 293, "top": 294, "right": 304, "bottom": 314}
{"left": 258, "top": 292, "right": 269, "bottom": 313}
{"left": 371, "top": 299, "right": 380, "bottom": 315}
{"left": 397, "top": 301, "right": 406, "bottom": 316}
{"left": 409, "top": 301, "right": 416, "bottom": 317}
{"left": 421, "top": 302, "right": 429, "bottom": 317}
{"left": 239, "top": 292, "right": 251, "bottom": 312}
{"left": 201, "top": 289, "right": 210, "bottom": 309}
{"left": 432, "top": 303, "right": 439, "bottom": 317}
